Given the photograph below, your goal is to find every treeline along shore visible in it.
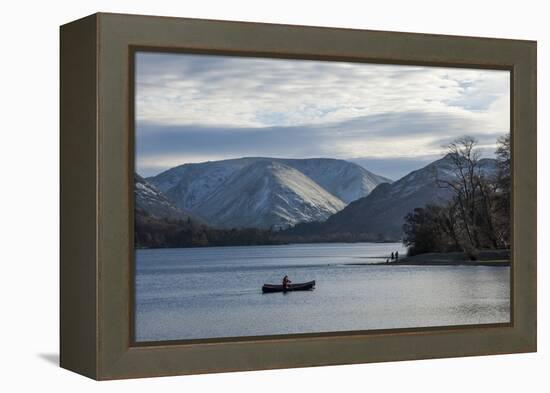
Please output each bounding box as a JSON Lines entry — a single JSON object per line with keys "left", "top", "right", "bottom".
{"left": 134, "top": 212, "right": 390, "bottom": 249}
{"left": 135, "top": 212, "right": 284, "bottom": 249}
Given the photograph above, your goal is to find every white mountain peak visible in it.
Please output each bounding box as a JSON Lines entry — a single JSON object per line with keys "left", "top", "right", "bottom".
{"left": 147, "top": 157, "right": 390, "bottom": 229}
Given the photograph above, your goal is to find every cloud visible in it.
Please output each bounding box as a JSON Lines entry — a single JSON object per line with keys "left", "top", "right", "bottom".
{"left": 136, "top": 109, "right": 508, "bottom": 177}
{"left": 135, "top": 52, "right": 510, "bottom": 178}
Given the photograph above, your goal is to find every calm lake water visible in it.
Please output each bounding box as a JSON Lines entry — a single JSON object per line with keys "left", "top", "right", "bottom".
{"left": 135, "top": 242, "right": 510, "bottom": 342}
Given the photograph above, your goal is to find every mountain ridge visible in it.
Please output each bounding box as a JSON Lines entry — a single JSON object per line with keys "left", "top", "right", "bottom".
{"left": 197, "top": 160, "right": 346, "bottom": 229}
{"left": 146, "top": 157, "right": 391, "bottom": 229}
{"left": 134, "top": 174, "right": 188, "bottom": 220}
{"left": 280, "top": 154, "right": 498, "bottom": 240}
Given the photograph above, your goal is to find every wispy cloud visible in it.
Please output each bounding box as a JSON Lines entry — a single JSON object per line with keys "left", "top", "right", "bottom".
{"left": 135, "top": 52, "right": 510, "bottom": 178}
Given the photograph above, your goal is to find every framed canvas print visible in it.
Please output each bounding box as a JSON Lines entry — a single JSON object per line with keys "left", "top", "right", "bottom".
{"left": 60, "top": 13, "right": 537, "bottom": 380}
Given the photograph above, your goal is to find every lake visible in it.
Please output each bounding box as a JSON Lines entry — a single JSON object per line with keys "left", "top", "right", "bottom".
{"left": 135, "top": 242, "right": 510, "bottom": 342}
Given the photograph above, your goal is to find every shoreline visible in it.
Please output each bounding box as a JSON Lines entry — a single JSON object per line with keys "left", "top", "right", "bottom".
{"left": 366, "top": 249, "right": 510, "bottom": 267}
{"left": 135, "top": 240, "right": 402, "bottom": 251}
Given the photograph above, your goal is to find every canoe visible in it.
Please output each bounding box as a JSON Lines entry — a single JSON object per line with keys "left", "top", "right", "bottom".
{"left": 262, "top": 280, "right": 316, "bottom": 293}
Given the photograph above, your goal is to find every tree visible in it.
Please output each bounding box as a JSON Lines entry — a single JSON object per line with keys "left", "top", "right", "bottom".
{"left": 403, "top": 205, "right": 446, "bottom": 256}
{"left": 436, "top": 137, "right": 481, "bottom": 251}
{"left": 493, "top": 134, "right": 511, "bottom": 247}
{"left": 405, "top": 135, "right": 511, "bottom": 258}
{"left": 433, "top": 136, "right": 503, "bottom": 257}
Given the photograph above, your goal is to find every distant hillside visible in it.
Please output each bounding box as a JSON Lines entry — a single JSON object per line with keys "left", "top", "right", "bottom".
{"left": 134, "top": 175, "right": 281, "bottom": 249}
{"left": 134, "top": 174, "right": 189, "bottom": 220}
{"left": 279, "top": 154, "right": 498, "bottom": 241}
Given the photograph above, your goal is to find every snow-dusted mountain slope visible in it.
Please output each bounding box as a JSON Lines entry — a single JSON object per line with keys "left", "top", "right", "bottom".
{"left": 148, "top": 157, "right": 389, "bottom": 209}
{"left": 197, "top": 160, "right": 346, "bottom": 229}
{"left": 148, "top": 158, "right": 255, "bottom": 211}
{"left": 134, "top": 174, "right": 188, "bottom": 220}
{"left": 276, "top": 158, "right": 391, "bottom": 203}
{"left": 147, "top": 157, "right": 390, "bottom": 229}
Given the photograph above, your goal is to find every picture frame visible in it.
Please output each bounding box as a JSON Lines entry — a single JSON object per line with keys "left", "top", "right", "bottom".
{"left": 60, "top": 12, "right": 537, "bottom": 380}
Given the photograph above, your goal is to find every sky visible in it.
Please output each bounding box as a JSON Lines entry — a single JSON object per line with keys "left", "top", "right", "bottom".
{"left": 135, "top": 52, "right": 510, "bottom": 180}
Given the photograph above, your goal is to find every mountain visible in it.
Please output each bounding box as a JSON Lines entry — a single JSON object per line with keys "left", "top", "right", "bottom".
{"left": 147, "top": 158, "right": 254, "bottom": 211}
{"left": 134, "top": 174, "right": 188, "bottom": 220}
{"left": 282, "top": 154, "right": 498, "bottom": 240}
{"left": 273, "top": 158, "right": 391, "bottom": 203}
{"left": 134, "top": 174, "right": 283, "bottom": 248}
{"left": 197, "top": 160, "right": 346, "bottom": 229}
{"left": 147, "top": 157, "right": 390, "bottom": 229}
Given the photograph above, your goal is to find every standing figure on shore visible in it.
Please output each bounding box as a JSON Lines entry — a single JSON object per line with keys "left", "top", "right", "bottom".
{"left": 395, "top": 251, "right": 399, "bottom": 260}
{"left": 391, "top": 252, "right": 395, "bottom": 260}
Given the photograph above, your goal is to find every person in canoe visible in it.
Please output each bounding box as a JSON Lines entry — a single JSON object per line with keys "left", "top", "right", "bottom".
{"left": 282, "top": 275, "right": 292, "bottom": 290}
